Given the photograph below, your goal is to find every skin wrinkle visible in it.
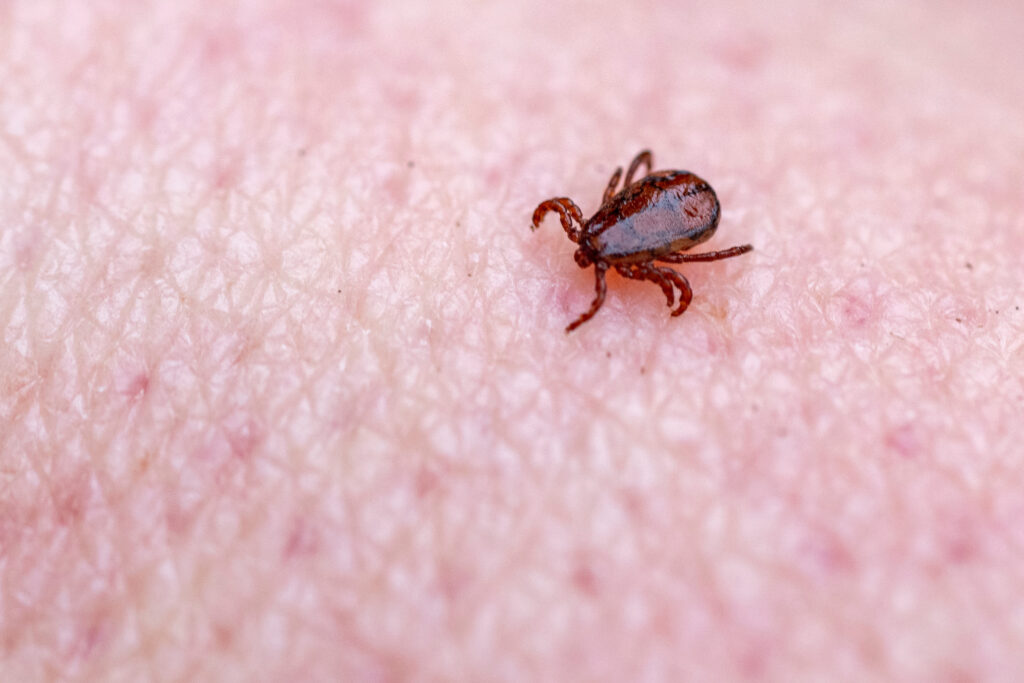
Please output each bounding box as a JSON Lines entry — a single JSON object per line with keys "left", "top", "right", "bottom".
{"left": 2, "top": 0, "right": 1024, "bottom": 680}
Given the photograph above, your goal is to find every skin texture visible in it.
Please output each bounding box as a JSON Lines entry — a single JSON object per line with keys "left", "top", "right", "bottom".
{"left": 2, "top": 0, "right": 1024, "bottom": 680}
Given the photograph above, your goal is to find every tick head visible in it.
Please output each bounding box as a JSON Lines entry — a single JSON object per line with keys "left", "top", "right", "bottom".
{"left": 574, "top": 247, "right": 594, "bottom": 269}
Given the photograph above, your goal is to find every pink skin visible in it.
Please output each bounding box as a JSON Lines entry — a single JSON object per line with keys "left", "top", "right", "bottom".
{"left": 2, "top": 0, "right": 1024, "bottom": 680}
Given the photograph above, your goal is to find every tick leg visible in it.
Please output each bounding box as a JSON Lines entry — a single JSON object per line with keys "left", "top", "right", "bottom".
{"left": 602, "top": 167, "right": 623, "bottom": 204}
{"left": 618, "top": 264, "right": 674, "bottom": 308}
{"left": 532, "top": 197, "right": 585, "bottom": 243}
{"left": 658, "top": 244, "right": 754, "bottom": 263}
{"left": 650, "top": 265, "right": 693, "bottom": 316}
{"left": 566, "top": 262, "right": 609, "bottom": 333}
{"left": 623, "top": 150, "right": 653, "bottom": 186}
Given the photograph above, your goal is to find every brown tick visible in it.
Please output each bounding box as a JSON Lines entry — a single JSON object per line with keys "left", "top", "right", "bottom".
{"left": 531, "top": 150, "right": 753, "bottom": 332}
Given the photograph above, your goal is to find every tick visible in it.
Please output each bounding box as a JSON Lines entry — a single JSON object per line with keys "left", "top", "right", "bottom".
{"left": 531, "top": 150, "right": 754, "bottom": 332}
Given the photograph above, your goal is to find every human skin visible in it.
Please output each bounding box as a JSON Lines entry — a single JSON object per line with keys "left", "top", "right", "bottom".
{"left": 3, "top": 0, "right": 1024, "bottom": 680}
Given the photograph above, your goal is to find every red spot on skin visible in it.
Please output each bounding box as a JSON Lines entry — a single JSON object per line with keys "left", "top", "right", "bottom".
{"left": 801, "top": 530, "right": 855, "bottom": 575}
{"left": 14, "top": 231, "right": 38, "bottom": 271}
{"left": 484, "top": 166, "right": 502, "bottom": 189}
{"left": 165, "top": 499, "right": 196, "bottom": 537}
{"left": 132, "top": 97, "right": 158, "bottom": 133}
{"left": 53, "top": 470, "right": 91, "bottom": 525}
{"left": 74, "top": 617, "right": 107, "bottom": 661}
{"left": 212, "top": 157, "right": 241, "bottom": 191}
{"left": 885, "top": 423, "right": 920, "bottom": 459}
{"left": 571, "top": 562, "right": 600, "bottom": 596}
{"left": 714, "top": 32, "right": 769, "bottom": 72}
{"left": 437, "top": 563, "right": 471, "bottom": 603}
{"left": 619, "top": 488, "right": 645, "bottom": 518}
{"left": 382, "top": 171, "right": 408, "bottom": 204}
{"left": 224, "top": 414, "right": 264, "bottom": 460}
{"left": 74, "top": 150, "right": 101, "bottom": 202}
{"left": 284, "top": 519, "right": 319, "bottom": 559}
{"left": 840, "top": 293, "right": 873, "bottom": 327}
{"left": 120, "top": 372, "right": 149, "bottom": 399}
{"left": 213, "top": 620, "right": 237, "bottom": 650}
{"left": 200, "top": 27, "right": 242, "bottom": 67}
{"left": 739, "top": 643, "right": 769, "bottom": 679}
{"left": 414, "top": 466, "right": 440, "bottom": 499}
{"left": 942, "top": 516, "right": 979, "bottom": 565}
{"left": 945, "top": 534, "right": 976, "bottom": 565}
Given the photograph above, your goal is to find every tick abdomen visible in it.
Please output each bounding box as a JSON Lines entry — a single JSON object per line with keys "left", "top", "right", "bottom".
{"left": 587, "top": 171, "right": 721, "bottom": 263}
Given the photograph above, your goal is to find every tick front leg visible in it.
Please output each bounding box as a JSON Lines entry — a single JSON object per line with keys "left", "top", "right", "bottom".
{"left": 566, "top": 262, "right": 609, "bottom": 332}
{"left": 649, "top": 265, "right": 693, "bottom": 316}
{"left": 658, "top": 244, "right": 754, "bottom": 263}
{"left": 602, "top": 167, "right": 623, "bottom": 204}
{"left": 532, "top": 197, "right": 585, "bottom": 243}
{"left": 623, "top": 150, "right": 653, "bottom": 186}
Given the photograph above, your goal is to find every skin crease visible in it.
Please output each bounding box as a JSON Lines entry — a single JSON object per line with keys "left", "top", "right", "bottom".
{"left": 2, "top": 0, "right": 1024, "bottom": 680}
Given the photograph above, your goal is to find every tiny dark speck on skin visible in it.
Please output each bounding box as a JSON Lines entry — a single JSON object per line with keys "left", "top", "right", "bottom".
{"left": 407, "top": 160, "right": 415, "bottom": 168}
{"left": 965, "top": 262, "right": 973, "bottom": 270}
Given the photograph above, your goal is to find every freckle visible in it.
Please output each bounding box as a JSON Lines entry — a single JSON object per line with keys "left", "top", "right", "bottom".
{"left": 965, "top": 262, "right": 973, "bottom": 270}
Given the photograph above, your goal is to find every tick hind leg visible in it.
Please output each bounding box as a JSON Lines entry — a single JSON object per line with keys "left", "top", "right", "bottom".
{"left": 566, "top": 262, "right": 609, "bottom": 332}
{"left": 532, "top": 197, "right": 585, "bottom": 243}
{"left": 658, "top": 244, "right": 754, "bottom": 263}
{"left": 650, "top": 265, "right": 693, "bottom": 316}
{"left": 616, "top": 264, "right": 675, "bottom": 308}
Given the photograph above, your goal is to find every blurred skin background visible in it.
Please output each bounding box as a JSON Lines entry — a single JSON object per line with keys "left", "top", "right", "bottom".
{"left": 2, "top": 1, "right": 1024, "bottom": 680}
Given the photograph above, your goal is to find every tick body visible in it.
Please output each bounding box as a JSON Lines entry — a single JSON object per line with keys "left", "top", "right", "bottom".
{"left": 531, "top": 150, "right": 753, "bottom": 332}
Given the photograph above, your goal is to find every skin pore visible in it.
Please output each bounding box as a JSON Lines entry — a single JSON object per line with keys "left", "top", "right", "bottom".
{"left": 3, "top": 0, "right": 1024, "bottom": 680}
